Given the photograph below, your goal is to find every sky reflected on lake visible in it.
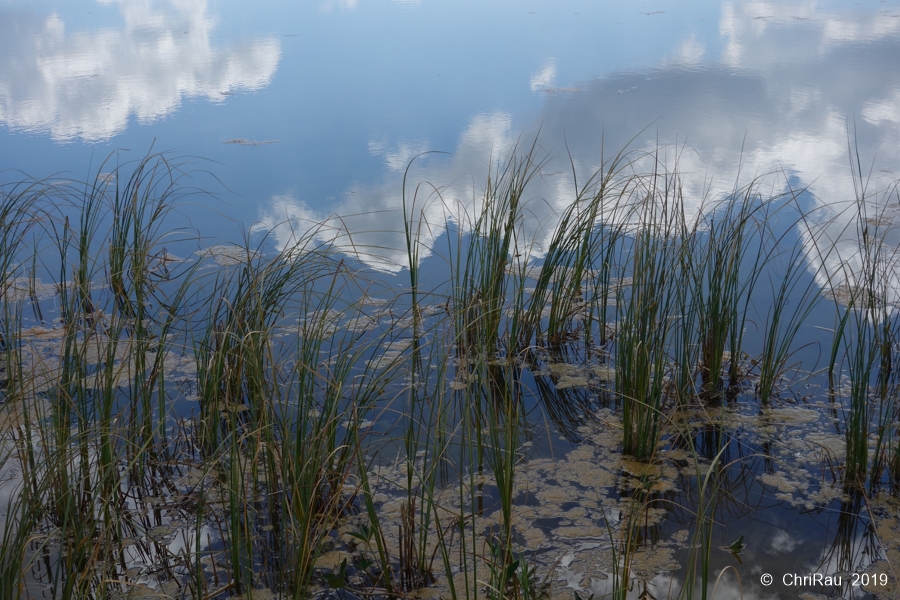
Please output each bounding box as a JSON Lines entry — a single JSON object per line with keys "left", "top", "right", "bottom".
{"left": 1, "top": 0, "right": 899, "bottom": 292}
{"left": 251, "top": 0, "right": 900, "bottom": 291}
{"left": 0, "top": 0, "right": 280, "bottom": 141}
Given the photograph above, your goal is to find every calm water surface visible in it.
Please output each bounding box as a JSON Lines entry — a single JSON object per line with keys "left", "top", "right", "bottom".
{"left": 3, "top": 2, "right": 900, "bottom": 598}
{"left": 2, "top": 0, "right": 899, "bottom": 275}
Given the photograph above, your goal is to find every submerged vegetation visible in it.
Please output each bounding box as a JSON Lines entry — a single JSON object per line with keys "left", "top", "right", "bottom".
{"left": 1, "top": 141, "right": 900, "bottom": 599}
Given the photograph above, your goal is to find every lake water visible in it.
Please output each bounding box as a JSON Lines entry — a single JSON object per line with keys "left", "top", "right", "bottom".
{"left": 3, "top": 0, "right": 900, "bottom": 275}
{"left": 4, "top": 2, "right": 900, "bottom": 599}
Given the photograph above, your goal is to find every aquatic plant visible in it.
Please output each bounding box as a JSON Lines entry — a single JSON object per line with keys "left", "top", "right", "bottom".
{"left": 1, "top": 138, "right": 899, "bottom": 600}
{"left": 693, "top": 179, "right": 767, "bottom": 402}
{"left": 798, "top": 141, "right": 900, "bottom": 490}
{"left": 616, "top": 161, "right": 684, "bottom": 461}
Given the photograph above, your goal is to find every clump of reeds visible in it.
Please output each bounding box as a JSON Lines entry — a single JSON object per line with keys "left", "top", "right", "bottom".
{"left": 3, "top": 135, "right": 899, "bottom": 600}
{"left": 691, "top": 181, "right": 767, "bottom": 402}
{"left": 0, "top": 152, "right": 202, "bottom": 598}
{"left": 614, "top": 155, "right": 690, "bottom": 461}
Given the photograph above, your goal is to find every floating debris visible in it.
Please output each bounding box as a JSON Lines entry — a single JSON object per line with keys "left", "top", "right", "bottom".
{"left": 194, "top": 244, "right": 259, "bottom": 266}
{"left": 1, "top": 277, "right": 72, "bottom": 302}
{"left": 222, "top": 139, "right": 281, "bottom": 146}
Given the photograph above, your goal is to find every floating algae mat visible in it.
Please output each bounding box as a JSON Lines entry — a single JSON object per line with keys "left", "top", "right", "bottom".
{"left": 349, "top": 402, "right": 895, "bottom": 600}
{"left": 4, "top": 0, "right": 900, "bottom": 597}
{"left": 5, "top": 385, "right": 894, "bottom": 599}
{"left": 4, "top": 140, "right": 900, "bottom": 600}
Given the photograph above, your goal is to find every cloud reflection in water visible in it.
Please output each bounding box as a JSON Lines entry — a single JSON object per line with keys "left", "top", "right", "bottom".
{"left": 257, "top": 1, "right": 900, "bottom": 304}
{"left": 0, "top": 0, "right": 280, "bottom": 142}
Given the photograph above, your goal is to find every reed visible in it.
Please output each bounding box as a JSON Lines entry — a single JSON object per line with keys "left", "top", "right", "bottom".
{"left": 0, "top": 154, "right": 203, "bottom": 599}
{"left": 399, "top": 156, "right": 443, "bottom": 593}
{"left": 519, "top": 143, "right": 635, "bottom": 351}
{"left": 755, "top": 239, "right": 821, "bottom": 405}
{"left": 2, "top": 138, "right": 898, "bottom": 600}
{"left": 693, "top": 182, "right": 767, "bottom": 402}
{"left": 453, "top": 140, "right": 542, "bottom": 360}
{"left": 834, "top": 178, "right": 900, "bottom": 487}
{"left": 443, "top": 145, "right": 535, "bottom": 599}
{"left": 678, "top": 431, "right": 730, "bottom": 600}
{"left": 798, "top": 141, "right": 900, "bottom": 490}
{"left": 616, "top": 161, "right": 684, "bottom": 461}
{"left": 0, "top": 177, "right": 47, "bottom": 597}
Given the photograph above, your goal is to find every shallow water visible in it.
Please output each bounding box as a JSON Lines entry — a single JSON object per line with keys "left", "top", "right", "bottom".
{"left": 3, "top": 1, "right": 900, "bottom": 599}
{"left": 2, "top": 0, "right": 899, "bottom": 264}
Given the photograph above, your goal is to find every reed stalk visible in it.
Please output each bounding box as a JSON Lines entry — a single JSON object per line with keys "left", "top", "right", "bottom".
{"left": 3, "top": 138, "right": 899, "bottom": 599}
{"left": 617, "top": 162, "right": 684, "bottom": 461}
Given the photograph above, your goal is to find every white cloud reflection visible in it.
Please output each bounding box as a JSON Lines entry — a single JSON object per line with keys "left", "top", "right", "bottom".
{"left": 0, "top": 0, "right": 280, "bottom": 142}
{"left": 530, "top": 60, "right": 557, "bottom": 91}
{"left": 671, "top": 34, "right": 706, "bottom": 67}
{"left": 257, "top": 111, "right": 540, "bottom": 273}
{"left": 368, "top": 139, "right": 431, "bottom": 172}
{"left": 257, "top": 0, "right": 900, "bottom": 299}
{"left": 770, "top": 530, "right": 802, "bottom": 554}
{"left": 319, "top": 0, "right": 359, "bottom": 12}
{"left": 719, "top": 1, "right": 900, "bottom": 69}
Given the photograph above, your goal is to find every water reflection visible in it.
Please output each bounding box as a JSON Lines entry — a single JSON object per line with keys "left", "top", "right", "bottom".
{"left": 0, "top": 1, "right": 280, "bottom": 142}
{"left": 565, "top": 490, "right": 882, "bottom": 600}
{"left": 257, "top": 0, "right": 900, "bottom": 294}
{"left": 257, "top": 110, "right": 588, "bottom": 272}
